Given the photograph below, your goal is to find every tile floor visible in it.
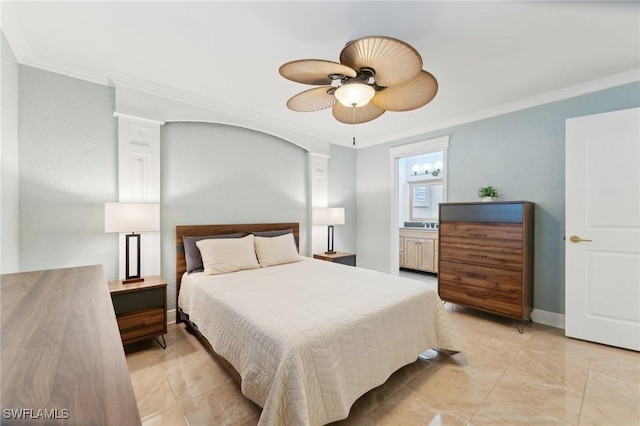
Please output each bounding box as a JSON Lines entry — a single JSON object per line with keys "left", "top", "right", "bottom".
{"left": 126, "top": 271, "right": 640, "bottom": 426}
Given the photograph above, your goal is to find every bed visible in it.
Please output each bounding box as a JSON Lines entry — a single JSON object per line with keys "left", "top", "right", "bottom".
{"left": 176, "top": 223, "right": 459, "bottom": 426}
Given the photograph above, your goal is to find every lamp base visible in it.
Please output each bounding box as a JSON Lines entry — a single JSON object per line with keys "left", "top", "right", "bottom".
{"left": 324, "top": 250, "right": 336, "bottom": 255}
{"left": 123, "top": 277, "right": 144, "bottom": 284}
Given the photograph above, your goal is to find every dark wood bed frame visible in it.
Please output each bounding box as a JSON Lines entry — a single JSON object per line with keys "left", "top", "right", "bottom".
{"left": 175, "top": 222, "right": 300, "bottom": 386}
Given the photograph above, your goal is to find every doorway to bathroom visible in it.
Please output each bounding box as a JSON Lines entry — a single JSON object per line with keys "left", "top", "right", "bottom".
{"left": 389, "top": 136, "right": 449, "bottom": 275}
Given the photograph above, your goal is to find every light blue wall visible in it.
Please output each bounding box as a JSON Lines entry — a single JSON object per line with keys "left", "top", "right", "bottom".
{"left": 356, "top": 82, "right": 640, "bottom": 314}
{"left": 356, "top": 143, "right": 393, "bottom": 271}
{"left": 328, "top": 143, "right": 357, "bottom": 253}
{"left": 1, "top": 31, "right": 20, "bottom": 273}
{"left": 14, "top": 67, "right": 358, "bottom": 312}
{"left": 15, "top": 60, "right": 638, "bottom": 315}
{"left": 160, "top": 122, "right": 310, "bottom": 308}
{"left": 18, "top": 66, "right": 119, "bottom": 275}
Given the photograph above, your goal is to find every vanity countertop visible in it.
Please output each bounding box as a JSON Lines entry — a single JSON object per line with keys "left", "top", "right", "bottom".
{"left": 400, "top": 227, "right": 438, "bottom": 232}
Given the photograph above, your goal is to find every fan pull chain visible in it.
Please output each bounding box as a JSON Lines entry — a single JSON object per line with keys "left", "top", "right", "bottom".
{"left": 351, "top": 104, "right": 356, "bottom": 146}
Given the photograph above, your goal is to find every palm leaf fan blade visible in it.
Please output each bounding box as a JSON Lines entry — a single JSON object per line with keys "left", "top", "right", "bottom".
{"left": 370, "top": 70, "right": 438, "bottom": 112}
{"left": 286, "top": 87, "right": 336, "bottom": 112}
{"left": 332, "top": 102, "right": 385, "bottom": 124}
{"left": 279, "top": 60, "right": 356, "bottom": 85}
{"left": 339, "top": 36, "right": 422, "bottom": 87}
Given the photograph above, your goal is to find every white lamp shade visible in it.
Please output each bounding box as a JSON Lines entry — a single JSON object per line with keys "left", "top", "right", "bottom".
{"left": 105, "top": 202, "right": 160, "bottom": 233}
{"left": 313, "top": 207, "right": 345, "bottom": 225}
{"left": 334, "top": 84, "right": 375, "bottom": 107}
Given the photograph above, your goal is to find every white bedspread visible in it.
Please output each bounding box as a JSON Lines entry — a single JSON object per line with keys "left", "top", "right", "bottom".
{"left": 179, "top": 257, "right": 458, "bottom": 426}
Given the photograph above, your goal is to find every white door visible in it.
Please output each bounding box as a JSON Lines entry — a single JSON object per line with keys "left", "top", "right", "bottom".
{"left": 565, "top": 107, "right": 640, "bottom": 351}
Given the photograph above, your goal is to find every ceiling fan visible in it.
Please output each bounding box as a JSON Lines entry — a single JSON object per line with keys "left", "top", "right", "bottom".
{"left": 279, "top": 36, "right": 438, "bottom": 132}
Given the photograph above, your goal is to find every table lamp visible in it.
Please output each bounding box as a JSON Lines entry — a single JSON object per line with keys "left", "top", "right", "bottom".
{"left": 105, "top": 202, "right": 160, "bottom": 283}
{"left": 312, "top": 207, "right": 345, "bottom": 254}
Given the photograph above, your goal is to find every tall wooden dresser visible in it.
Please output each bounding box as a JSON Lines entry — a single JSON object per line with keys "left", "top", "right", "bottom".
{"left": 438, "top": 201, "right": 534, "bottom": 322}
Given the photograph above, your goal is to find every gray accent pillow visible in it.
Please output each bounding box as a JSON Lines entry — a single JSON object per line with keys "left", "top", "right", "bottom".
{"left": 252, "top": 229, "right": 293, "bottom": 238}
{"left": 183, "top": 233, "right": 243, "bottom": 273}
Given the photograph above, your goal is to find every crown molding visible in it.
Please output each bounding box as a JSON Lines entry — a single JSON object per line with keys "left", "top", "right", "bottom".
{"left": 18, "top": 52, "right": 111, "bottom": 86}
{"left": 107, "top": 71, "right": 339, "bottom": 143}
{"left": 372, "top": 68, "right": 640, "bottom": 148}
{"left": 14, "top": 53, "right": 340, "bottom": 144}
{"left": 457, "top": 68, "right": 640, "bottom": 124}
{"left": 113, "top": 112, "right": 165, "bottom": 126}
{"left": 10, "top": 48, "right": 639, "bottom": 150}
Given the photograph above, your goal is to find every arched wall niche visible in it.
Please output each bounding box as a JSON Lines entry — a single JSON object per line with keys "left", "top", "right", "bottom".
{"left": 114, "top": 84, "right": 332, "bottom": 156}
{"left": 113, "top": 86, "right": 332, "bottom": 312}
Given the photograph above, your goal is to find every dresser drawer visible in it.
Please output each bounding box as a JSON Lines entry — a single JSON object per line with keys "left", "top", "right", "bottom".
{"left": 440, "top": 242, "right": 523, "bottom": 271}
{"left": 439, "top": 260, "right": 522, "bottom": 292}
{"left": 111, "top": 287, "right": 164, "bottom": 315}
{"left": 117, "top": 307, "right": 165, "bottom": 342}
{"left": 440, "top": 222, "right": 523, "bottom": 248}
{"left": 439, "top": 281, "right": 524, "bottom": 318}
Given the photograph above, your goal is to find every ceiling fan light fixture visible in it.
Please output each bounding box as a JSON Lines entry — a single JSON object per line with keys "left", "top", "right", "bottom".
{"left": 334, "top": 84, "right": 375, "bottom": 108}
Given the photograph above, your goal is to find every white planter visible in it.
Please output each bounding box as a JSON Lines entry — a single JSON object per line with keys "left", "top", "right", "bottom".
{"left": 482, "top": 197, "right": 496, "bottom": 202}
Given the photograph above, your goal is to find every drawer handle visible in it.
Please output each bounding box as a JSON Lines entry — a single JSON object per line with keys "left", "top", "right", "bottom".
{"left": 121, "top": 323, "right": 147, "bottom": 332}
{"left": 469, "top": 272, "right": 486, "bottom": 280}
{"left": 469, "top": 233, "right": 487, "bottom": 237}
{"left": 468, "top": 254, "right": 487, "bottom": 258}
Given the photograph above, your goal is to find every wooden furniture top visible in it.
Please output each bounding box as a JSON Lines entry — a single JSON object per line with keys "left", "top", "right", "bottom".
{"left": 175, "top": 222, "right": 299, "bottom": 305}
{"left": 1, "top": 265, "right": 141, "bottom": 425}
{"left": 108, "top": 275, "right": 167, "bottom": 294}
{"left": 313, "top": 252, "right": 355, "bottom": 261}
{"left": 399, "top": 229, "right": 439, "bottom": 239}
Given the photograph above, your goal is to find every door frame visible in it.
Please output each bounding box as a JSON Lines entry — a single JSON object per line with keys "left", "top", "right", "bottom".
{"left": 388, "top": 136, "right": 449, "bottom": 274}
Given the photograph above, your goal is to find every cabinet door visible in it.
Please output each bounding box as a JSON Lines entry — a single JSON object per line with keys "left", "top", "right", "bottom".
{"left": 433, "top": 242, "right": 439, "bottom": 273}
{"left": 403, "top": 238, "right": 420, "bottom": 269}
{"left": 418, "top": 239, "right": 435, "bottom": 272}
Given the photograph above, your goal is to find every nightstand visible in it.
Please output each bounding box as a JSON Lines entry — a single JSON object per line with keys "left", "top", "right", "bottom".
{"left": 313, "top": 252, "right": 357, "bottom": 267}
{"left": 108, "top": 275, "right": 167, "bottom": 349}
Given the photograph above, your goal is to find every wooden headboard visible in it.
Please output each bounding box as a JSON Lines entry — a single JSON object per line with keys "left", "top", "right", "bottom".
{"left": 175, "top": 222, "right": 300, "bottom": 309}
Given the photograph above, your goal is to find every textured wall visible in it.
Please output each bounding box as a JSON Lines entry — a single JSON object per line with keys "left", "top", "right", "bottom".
{"left": 1, "top": 31, "right": 20, "bottom": 273}
{"left": 356, "top": 82, "right": 640, "bottom": 314}
{"left": 18, "top": 66, "right": 119, "bottom": 275}
{"left": 14, "top": 65, "right": 358, "bottom": 304}
{"left": 356, "top": 143, "right": 393, "bottom": 271}
{"left": 328, "top": 143, "right": 357, "bottom": 254}
{"left": 160, "top": 122, "right": 309, "bottom": 309}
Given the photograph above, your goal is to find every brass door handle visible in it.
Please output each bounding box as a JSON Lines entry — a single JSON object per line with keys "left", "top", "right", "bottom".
{"left": 569, "top": 235, "right": 592, "bottom": 243}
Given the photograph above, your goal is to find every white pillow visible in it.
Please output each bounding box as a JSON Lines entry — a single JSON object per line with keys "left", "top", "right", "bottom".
{"left": 196, "top": 234, "right": 260, "bottom": 275}
{"left": 254, "top": 233, "right": 302, "bottom": 267}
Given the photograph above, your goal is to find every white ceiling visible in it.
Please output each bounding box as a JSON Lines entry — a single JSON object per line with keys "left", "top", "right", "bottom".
{"left": 3, "top": 1, "right": 639, "bottom": 148}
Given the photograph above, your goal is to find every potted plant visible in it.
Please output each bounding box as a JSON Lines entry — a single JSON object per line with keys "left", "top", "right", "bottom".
{"left": 478, "top": 185, "right": 499, "bottom": 202}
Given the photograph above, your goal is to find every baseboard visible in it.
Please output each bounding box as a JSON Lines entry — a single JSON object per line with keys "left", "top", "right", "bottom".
{"left": 168, "top": 308, "right": 177, "bottom": 325}
{"left": 531, "top": 308, "right": 565, "bottom": 329}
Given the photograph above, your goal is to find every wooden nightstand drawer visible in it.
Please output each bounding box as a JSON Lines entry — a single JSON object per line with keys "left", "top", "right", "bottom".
{"left": 117, "top": 307, "right": 165, "bottom": 342}
{"left": 108, "top": 276, "right": 167, "bottom": 348}
{"left": 112, "top": 287, "right": 164, "bottom": 314}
